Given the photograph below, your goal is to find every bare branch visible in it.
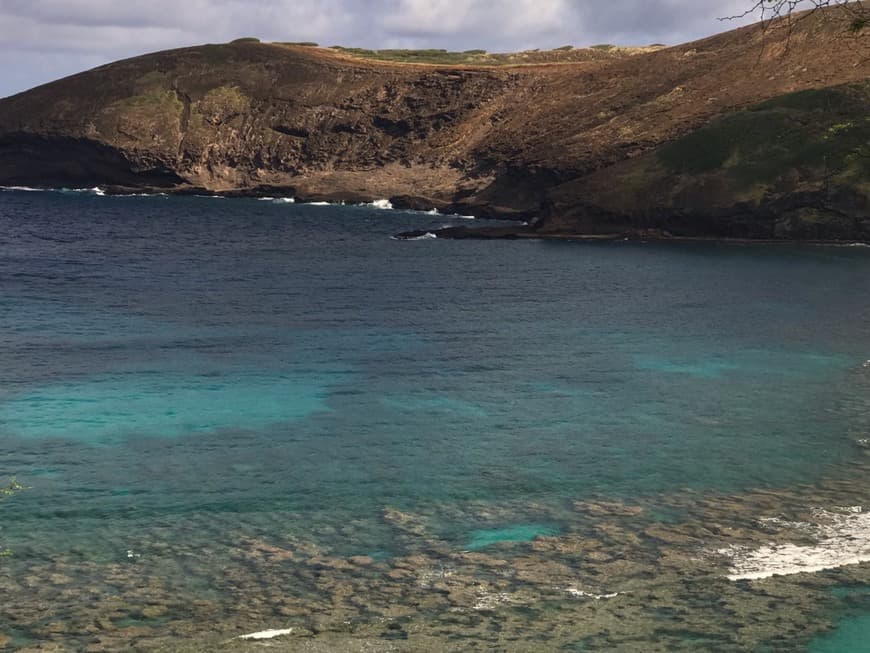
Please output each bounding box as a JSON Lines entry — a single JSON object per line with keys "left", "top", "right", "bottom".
{"left": 720, "top": 0, "right": 869, "bottom": 31}
{"left": 720, "top": 1, "right": 869, "bottom": 60}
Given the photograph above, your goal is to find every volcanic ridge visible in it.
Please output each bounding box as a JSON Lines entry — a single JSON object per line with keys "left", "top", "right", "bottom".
{"left": 1, "top": 6, "right": 869, "bottom": 240}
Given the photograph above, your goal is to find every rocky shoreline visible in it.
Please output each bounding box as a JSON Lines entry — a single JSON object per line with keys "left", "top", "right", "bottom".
{"left": 394, "top": 225, "right": 870, "bottom": 246}
{"left": 6, "top": 184, "right": 868, "bottom": 246}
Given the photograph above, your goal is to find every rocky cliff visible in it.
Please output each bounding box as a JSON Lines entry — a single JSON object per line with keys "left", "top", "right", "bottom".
{"left": 0, "top": 8, "right": 868, "bottom": 239}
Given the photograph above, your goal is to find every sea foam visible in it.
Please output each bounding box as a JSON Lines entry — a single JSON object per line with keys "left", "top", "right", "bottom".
{"left": 257, "top": 197, "right": 295, "bottom": 203}
{"left": 2, "top": 186, "right": 169, "bottom": 198}
{"left": 3, "top": 185, "right": 107, "bottom": 195}
{"left": 1, "top": 185, "right": 46, "bottom": 192}
{"left": 236, "top": 628, "right": 294, "bottom": 640}
{"left": 565, "top": 588, "right": 620, "bottom": 600}
{"left": 59, "top": 186, "right": 105, "bottom": 196}
{"left": 721, "top": 507, "right": 870, "bottom": 580}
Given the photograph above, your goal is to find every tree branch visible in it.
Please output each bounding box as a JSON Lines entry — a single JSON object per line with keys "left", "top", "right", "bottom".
{"left": 721, "top": 0, "right": 869, "bottom": 32}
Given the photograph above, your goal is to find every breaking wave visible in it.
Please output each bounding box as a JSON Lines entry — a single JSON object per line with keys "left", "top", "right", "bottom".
{"left": 1, "top": 185, "right": 46, "bottom": 192}
{"left": 257, "top": 197, "right": 295, "bottom": 204}
{"left": 3, "top": 186, "right": 108, "bottom": 196}
{"left": 60, "top": 186, "right": 105, "bottom": 196}
{"left": 720, "top": 506, "right": 870, "bottom": 580}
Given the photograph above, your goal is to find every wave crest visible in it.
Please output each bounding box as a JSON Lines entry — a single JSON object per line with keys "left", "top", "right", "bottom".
{"left": 720, "top": 506, "right": 870, "bottom": 580}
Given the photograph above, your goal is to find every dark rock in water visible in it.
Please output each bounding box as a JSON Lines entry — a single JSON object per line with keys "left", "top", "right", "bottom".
{"left": 389, "top": 195, "right": 442, "bottom": 212}
{"left": 1, "top": 7, "right": 868, "bottom": 239}
{"left": 217, "top": 185, "right": 298, "bottom": 198}
{"left": 395, "top": 225, "right": 537, "bottom": 240}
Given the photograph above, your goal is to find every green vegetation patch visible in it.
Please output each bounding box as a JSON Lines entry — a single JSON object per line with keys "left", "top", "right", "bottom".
{"left": 201, "top": 85, "right": 249, "bottom": 106}
{"left": 134, "top": 70, "right": 171, "bottom": 92}
{"left": 106, "top": 88, "right": 183, "bottom": 125}
{"left": 99, "top": 88, "right": 184, "bottom": 145}
{"left": 657, "top": 82, "right": 870, "bottom": 187}
{"left": 330, "top": 46, "right": 491, "bottom": 65}
{"left": 195, "top": 85, "right": 250, "bottom": 125}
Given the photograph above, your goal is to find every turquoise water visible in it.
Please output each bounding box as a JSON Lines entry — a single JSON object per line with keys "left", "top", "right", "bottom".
{"left": 1, "top": 189, "right": 870, "bottom": 648}
{"left": 466, "top": 524, "right": 559, "bottom": 550}
{"left": 0, "top": 371, "right": 337, "bottom": 443}
{"left": 809, "top": 616, "right": 870, "bottom": 653}
{"left": 809, "top": 586, "right": 870, "bottom": 653}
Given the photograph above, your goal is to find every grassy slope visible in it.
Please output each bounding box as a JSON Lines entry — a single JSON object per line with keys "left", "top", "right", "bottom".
{"left": 657, "top": 82, "right": 870, "bottom": 192}
{"left": 560, "top": 81, "right": 870, "bottom": 216}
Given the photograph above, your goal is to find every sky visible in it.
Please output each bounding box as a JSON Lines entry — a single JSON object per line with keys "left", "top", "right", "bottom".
{"left": 0, "top": 1, "right": 764, "bottom": 98}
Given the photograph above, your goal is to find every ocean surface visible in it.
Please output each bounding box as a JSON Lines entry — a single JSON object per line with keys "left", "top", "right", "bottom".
{"left": 0, "top": 187, "right": 869, "bottom": 651}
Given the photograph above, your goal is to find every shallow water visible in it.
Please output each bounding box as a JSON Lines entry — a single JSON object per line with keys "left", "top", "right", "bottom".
{"left": 1, "top": 188, "right": 870, "bottom": 650}
{"left": 810, "top": 617, "right": 870, "bottom": 653}
{"left": 809, "top": 585, "right": 870, "bottom": 653}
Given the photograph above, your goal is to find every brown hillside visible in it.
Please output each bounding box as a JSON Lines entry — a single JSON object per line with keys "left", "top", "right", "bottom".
{"left": 0, "top": 7, "right": 868, "bottom": 231}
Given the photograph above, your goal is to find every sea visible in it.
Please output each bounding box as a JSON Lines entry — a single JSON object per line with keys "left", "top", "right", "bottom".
{"left": 0, "top": 186, "right": 868, "bottom": 651}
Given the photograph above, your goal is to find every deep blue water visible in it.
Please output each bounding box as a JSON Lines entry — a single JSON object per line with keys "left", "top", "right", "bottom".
{"left": 1, "top": 188, "right": 870, "bottom": 647}
{"left": 2, "top": 189, "right": 870, "bottom": 546}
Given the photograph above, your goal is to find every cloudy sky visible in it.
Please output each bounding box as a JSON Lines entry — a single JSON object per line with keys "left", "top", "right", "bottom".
{"left": 1, "top": 1, "right": 764, "bottom": 98}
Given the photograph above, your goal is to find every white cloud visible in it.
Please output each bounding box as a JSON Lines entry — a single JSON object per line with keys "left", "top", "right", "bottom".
{"left": 382, "top": 0, "right": 573, "bottom": 37}
{"left": 0, "top": 13, "right": 188, "bottom": 55}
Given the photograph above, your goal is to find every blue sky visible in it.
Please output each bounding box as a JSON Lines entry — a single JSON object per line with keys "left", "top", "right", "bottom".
{"left": 0, "top": 1, "right": 764, "bottom": 98}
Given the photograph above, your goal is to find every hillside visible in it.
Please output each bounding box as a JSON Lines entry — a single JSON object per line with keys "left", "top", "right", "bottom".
{"left": 539, "top": 81, "right": 870, "bottom": 240}
{"left": 0, "top": 7, "right": 868, "bottom": 238}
